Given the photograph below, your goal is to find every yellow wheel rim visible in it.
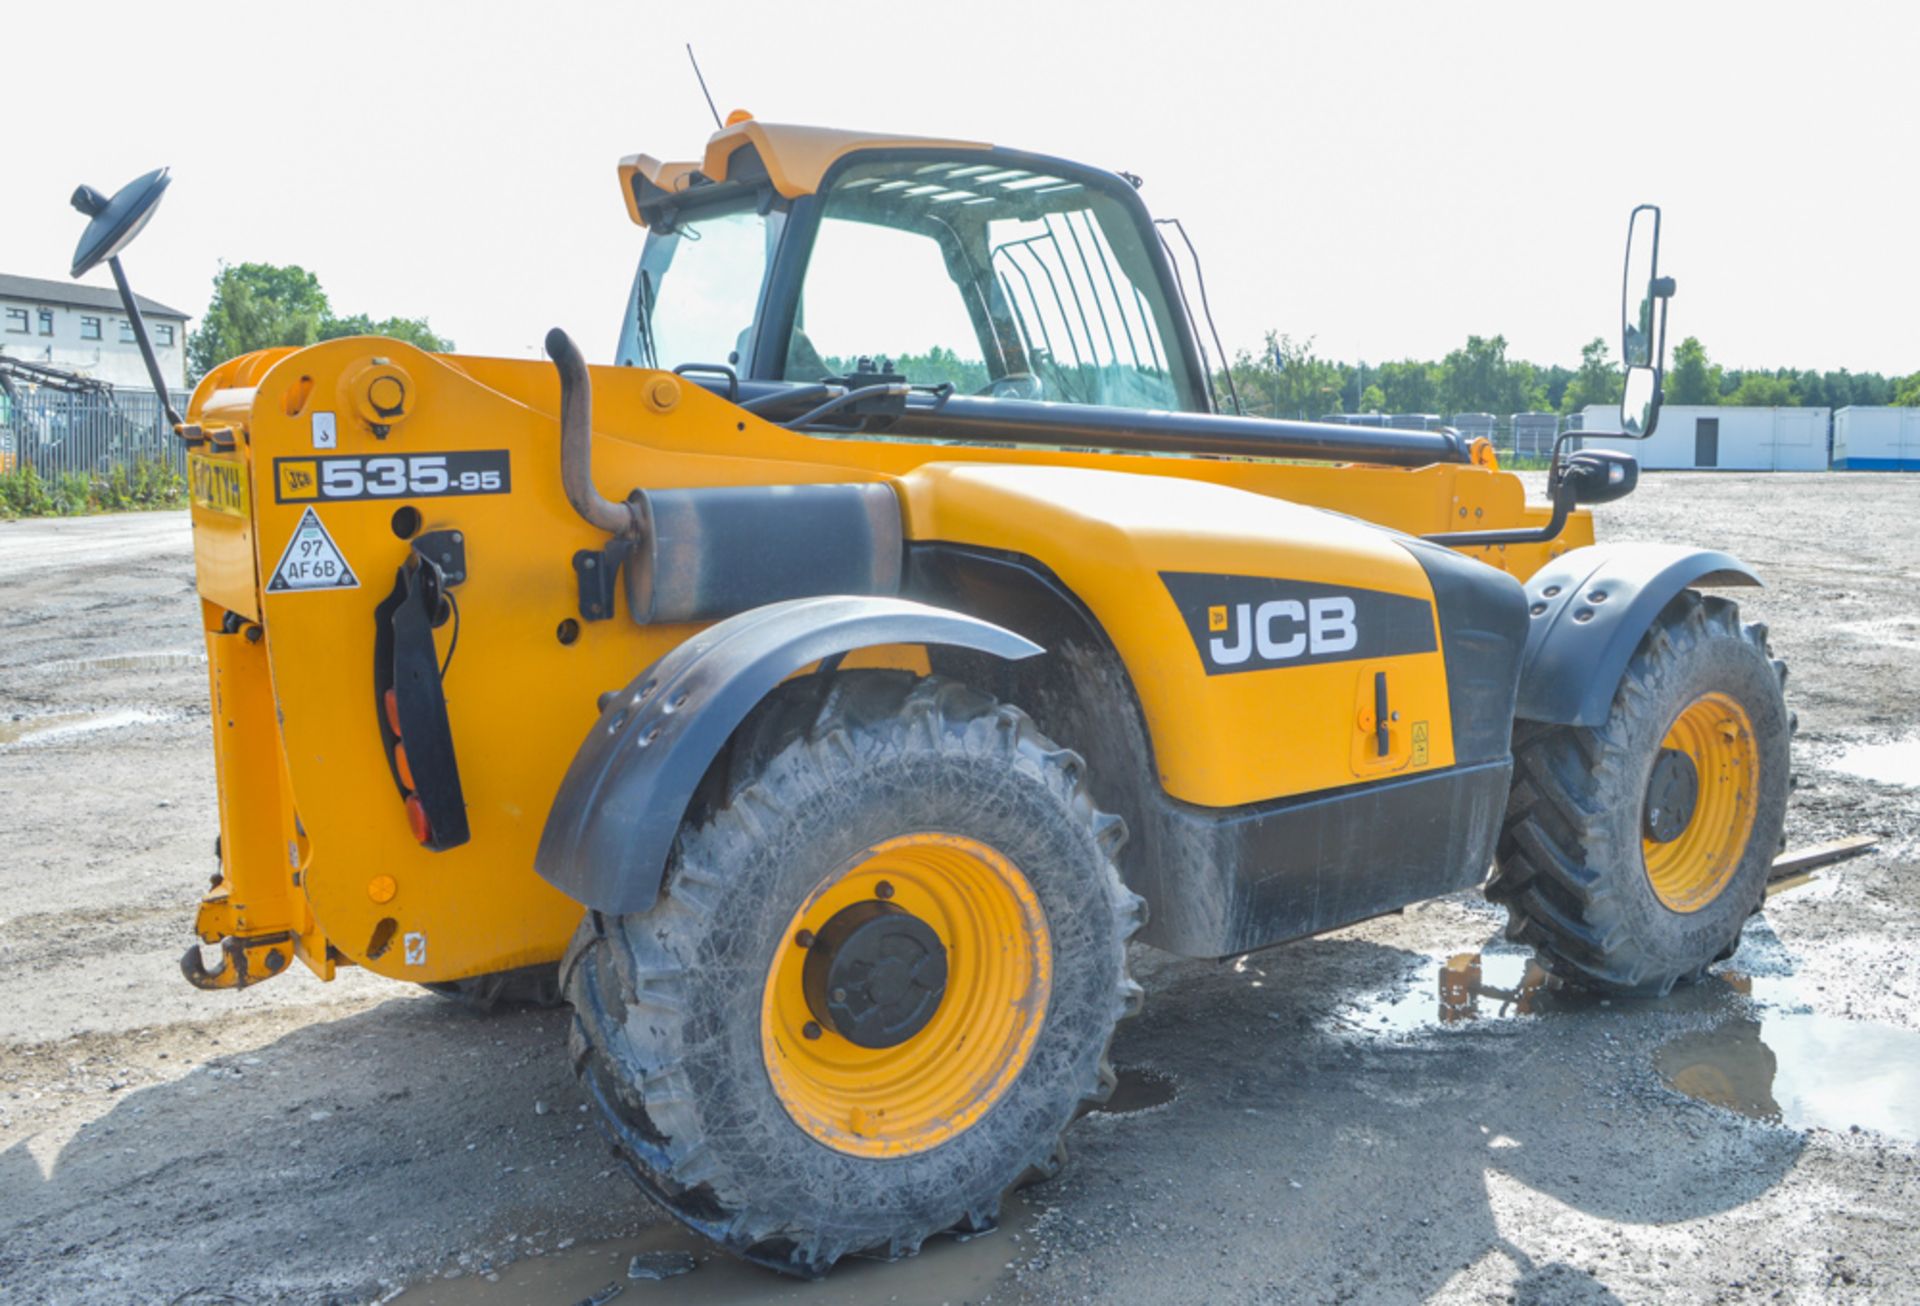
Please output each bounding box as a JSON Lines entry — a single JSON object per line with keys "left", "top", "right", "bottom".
{"left": 760, "top": 833, "right": 1051, "bottom": 1158}
{"left": 1642, "top": 692, "right": 1759, "bottom": 913}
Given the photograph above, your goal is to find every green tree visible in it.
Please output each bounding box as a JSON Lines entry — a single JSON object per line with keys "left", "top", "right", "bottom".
{"left": 1374, "top": 358, "right": 1443, "bottom": 414}
{"left": 1664, "top": 336, "right": 1721, "bottom": 405}
{"left": 320, "top": 313, "right": 453, "bottom": 352}
{"left": 1359, "top": 383, "right": 1385, "bottom": 413}
{"left": 1892, "top": 372, "right": 1920, "bottom": 405}
{"left": 188, "top": 262, "right": 330, "bottom": 379}
{"left": 1559, "top": 338, "right": 1623, "bottom": 414}
{"left": 1725, "top": 372, "right": 1798, "bottom": 406}
{"left": 188, "top": 262, "right": 453, "bottom": 382}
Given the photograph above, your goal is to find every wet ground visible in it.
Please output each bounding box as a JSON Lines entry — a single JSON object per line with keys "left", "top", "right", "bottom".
{"left": 4, "top": 474, "right": 1919, "bottom": 1304}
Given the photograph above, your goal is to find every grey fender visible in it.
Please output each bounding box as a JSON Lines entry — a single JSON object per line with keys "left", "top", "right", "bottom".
{"left": 1515, "top": 542, "right": 1761, "bottom": 727}
{"left": 534, "top": 595, "right": 1043, "bottom": 914}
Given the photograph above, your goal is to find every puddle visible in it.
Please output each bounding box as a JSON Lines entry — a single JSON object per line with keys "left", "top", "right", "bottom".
{"left": 395, "top": 1193, "right": 1034, "bottom": 1306}
{"left": 0, "top": 708, "right": 170, "bottom": 746}
{"left": 32, "top": 649, "right": 205, "bottom": 677}
{"left": 1657, "top": 1015, "right": 1920, "bottom": 1141}
{"left": 1829, "top": 735, "right": 1920, "bottom": 788}
{"left": 1093, "top": 1067, "right": 1177, "bottom": 1115}
{"left": 1339, "top": 951, "right": 1810, "bottom": 1034}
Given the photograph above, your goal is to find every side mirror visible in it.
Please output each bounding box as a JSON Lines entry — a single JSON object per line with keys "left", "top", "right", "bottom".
{"left": 1619, "top": 204, "right": 1674, "bottom": 439}
{"left": 70, "top": 168, "right": 171, "bottom": 278}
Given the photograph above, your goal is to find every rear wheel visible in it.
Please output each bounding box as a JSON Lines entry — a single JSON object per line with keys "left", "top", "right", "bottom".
{"left": 563, "top": 672, "right": 1143, "bottom": 1276}
{"left": 1489, "top": 591, "right": 1791, "bottom": 994}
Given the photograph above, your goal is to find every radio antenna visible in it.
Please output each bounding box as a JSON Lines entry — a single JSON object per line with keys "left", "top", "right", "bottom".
{"left": 686, "top": 45, "right": 723, "bottom": 130}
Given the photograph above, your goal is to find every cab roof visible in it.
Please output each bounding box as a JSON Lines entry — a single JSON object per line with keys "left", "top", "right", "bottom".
{"left": 617, "top": 119, "right": 991, "bottom": 227}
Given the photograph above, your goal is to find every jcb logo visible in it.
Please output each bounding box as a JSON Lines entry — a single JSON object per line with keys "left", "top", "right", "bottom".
{"left": 1162, "top": 571, "right": 1437, "bottom": 677}
{"left": 1206, "top": 597, "right": 1357, "bottom": 666}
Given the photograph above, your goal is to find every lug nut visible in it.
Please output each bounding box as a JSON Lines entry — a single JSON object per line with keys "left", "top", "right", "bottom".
{"left": 875, "top": 881, "right": 895, "bottom": 900}
{"left": 802, "top": 1021, "right": 822, "bottom": 1040}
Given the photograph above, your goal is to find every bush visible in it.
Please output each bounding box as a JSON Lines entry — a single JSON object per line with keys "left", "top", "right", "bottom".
{"left": 0, "top": 457, "right": 187, "bottom": 519}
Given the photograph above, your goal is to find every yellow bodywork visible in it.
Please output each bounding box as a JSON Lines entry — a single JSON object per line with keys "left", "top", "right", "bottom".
{"left": 182, "top": 323, "right": 1590, "bottom": 987}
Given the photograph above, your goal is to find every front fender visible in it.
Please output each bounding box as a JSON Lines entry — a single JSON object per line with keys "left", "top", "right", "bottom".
{"left": 534, "top": 595, "right": 1042, "bottom": 914}
{"left": 1515, "top": 543, "right": 1761, "bottom": 727}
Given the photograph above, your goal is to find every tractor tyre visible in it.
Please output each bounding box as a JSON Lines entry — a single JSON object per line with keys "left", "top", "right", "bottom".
{"left": 562, "top": 672, "right": 1144, "bottom": 1277}
{"left": 422, "top": 964, "right": 564, "bottom": 1013}
{"left": 1488, "top": 591, "right": 1791, "bottom": 995}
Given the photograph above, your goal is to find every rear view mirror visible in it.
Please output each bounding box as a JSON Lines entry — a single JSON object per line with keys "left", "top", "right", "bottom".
{"left": 1621, "top": 365, "right": 1659, "bottom": 437}
{"left": 1618, "top": 205, "right": 1673, "bottom": 439}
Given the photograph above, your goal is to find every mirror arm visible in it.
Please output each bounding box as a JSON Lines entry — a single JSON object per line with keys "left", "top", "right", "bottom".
{"left": 1421, "top": 475, "right": 1577, "bottom": 548}
{"left": 106, "top": 255, "right": 182, "bottom": 429}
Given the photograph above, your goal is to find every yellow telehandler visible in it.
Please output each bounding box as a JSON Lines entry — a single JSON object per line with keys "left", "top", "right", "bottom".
{"left": 70, "top": 117, "right": 1789, "bottom": 1275}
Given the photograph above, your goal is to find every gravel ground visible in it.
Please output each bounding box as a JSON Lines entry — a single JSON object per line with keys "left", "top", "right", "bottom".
{"left": 2, "top": 474, "right": 1917, "bottom": 1305}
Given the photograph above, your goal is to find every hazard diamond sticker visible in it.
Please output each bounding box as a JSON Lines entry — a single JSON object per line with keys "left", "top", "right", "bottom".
{"left": 267, "top": 506, "right": 359, "bottom": 592}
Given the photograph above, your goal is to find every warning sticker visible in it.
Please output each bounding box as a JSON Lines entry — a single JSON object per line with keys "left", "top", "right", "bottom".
{"left": 267, "top": 506, "right": 360, "bottom": 592}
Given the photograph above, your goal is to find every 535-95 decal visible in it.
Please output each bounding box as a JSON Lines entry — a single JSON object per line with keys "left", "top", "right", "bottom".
{"left": 274, "top": 451, "right": 511, "bottom": 503}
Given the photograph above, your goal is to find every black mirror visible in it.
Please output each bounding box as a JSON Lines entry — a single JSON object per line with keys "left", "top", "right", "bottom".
{"left": 1618, "top": 204, "right": 1673, "bottom": 439}
{"left": 70, "top": 168, "right": 171, "bottom": 278}
{"left": 1562, "top": 449, "right": 1640, "bottom": 505}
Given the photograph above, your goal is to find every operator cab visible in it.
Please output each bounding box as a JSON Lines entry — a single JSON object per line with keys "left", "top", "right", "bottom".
{"left": 616, "top": 126, "right": 1215, "bottom": 416}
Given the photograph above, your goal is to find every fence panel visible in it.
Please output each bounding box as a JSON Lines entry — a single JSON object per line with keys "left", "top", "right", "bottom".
{"left": 0, "top": 388, "right": 182, "bottom": 480}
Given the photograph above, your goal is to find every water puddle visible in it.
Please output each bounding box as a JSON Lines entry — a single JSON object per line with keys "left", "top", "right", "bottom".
{"left": 1829, "top": 735, "right": 1920, "bottom": 788}
{"left": 1656, "top": 1015, "right": 1920, "bottom": 1141}
{"left": 33, "top": 648, "right": 205, "bottom": 677}
{"left": 1092, "top": 1067, "right": 1177, "bottom": 1116}
{"left": 395, "top": 1193, "right": 1034, "bottom": 1306}
{"left": 1338, "top": 951, "right": 1808, "bottom": 1035}
{"left": 0, "top": 708, "right": 170, "bottom": 747}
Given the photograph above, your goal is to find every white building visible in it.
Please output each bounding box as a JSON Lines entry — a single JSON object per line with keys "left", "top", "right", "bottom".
{"left": 1580, "top": 404, "right": 1829, "bottom": 470}
{"left": 0, "top": 273, "right": 190, "bottom": 390}
{"left": 1833, "top": 406, "right": 1920, "bottom": 470}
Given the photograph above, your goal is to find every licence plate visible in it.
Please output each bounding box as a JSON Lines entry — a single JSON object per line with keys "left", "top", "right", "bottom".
{"left": 189, "top": 452, "right": 249, "bottom": 518}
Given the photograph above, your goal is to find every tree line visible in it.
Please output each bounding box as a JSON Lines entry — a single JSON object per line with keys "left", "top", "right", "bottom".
{"left": 187, "top": 263, "right": 451, "bottom": 382}
{"left": 1215, "top": 332, "right": 1920, "bottom": 422}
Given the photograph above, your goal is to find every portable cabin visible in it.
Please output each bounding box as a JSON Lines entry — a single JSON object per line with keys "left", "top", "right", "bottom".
{"left": 1833, "top": 406, "right": 1920, "bottom": 469}
{"left": 1580, "top": 405, "right": 1829, "bottom": 470}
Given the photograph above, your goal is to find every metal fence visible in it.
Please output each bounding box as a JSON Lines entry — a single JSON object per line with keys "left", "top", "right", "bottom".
{"left": 0, "top": 387, "right": 182, "bottom": 480}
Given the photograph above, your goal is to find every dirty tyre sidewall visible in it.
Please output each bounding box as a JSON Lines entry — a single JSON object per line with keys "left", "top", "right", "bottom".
{"left": 566, "top": 676, "right": 1139, "bottom": 1271}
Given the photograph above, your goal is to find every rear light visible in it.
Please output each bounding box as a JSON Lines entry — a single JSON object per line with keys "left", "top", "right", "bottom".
{"left": 404, "top": 794, "right": 432, "bottom": 844}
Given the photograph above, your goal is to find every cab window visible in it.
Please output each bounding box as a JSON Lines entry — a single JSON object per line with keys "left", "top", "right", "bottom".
{"left": 786, "top": 157, "right": 1197, "bottom": 412}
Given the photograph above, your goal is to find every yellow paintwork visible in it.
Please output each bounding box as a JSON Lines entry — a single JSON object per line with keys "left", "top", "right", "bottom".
{"left": 761, "top": 833, "right": 1049, "bottom": 1157}
{"left": 178, "top": 334, "right": 1591, "bottom": 987}
{"left": 1643, "top": 692, "right": 1759, "bottom": 912}
{"left": 617, "top": 120, "right": 991, "bottom": 226}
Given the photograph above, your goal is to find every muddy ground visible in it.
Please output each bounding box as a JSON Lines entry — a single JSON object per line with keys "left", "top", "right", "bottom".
{"left": 3, "top": 474, "right": 1917, "bottom": 1305}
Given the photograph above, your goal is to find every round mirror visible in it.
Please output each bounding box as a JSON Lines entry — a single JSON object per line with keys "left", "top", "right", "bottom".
{"left": 1621, "top": 365, "right": 1658, "bottom": 437}
{"left": 70, "top": 167, "right": 170, "bottom": 278}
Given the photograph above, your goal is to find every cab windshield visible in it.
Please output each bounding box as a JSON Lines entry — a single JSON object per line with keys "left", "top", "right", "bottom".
{"left": 617, "top": 202, "right": 784, "bottom": 373}
{"left": 789, "top": 157, "right": 1196, "bottom": 411}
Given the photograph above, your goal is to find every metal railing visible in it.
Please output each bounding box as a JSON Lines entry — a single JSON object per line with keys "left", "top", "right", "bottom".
{"left": 0, "top": 386, "right": 182, "bottom": 479}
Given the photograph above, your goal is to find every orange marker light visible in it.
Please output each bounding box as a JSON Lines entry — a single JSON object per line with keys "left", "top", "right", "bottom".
{"left": 404, "top": 794, "right": 432, "bottom": 844}
{"left": 725, "top": 108, "right": 754, "bottom": 126}
{"left": 383, "top": 688, "right": 403, "bottom": 737}
{"left": 394, "top": 743, "right": 416, "bottom": 791}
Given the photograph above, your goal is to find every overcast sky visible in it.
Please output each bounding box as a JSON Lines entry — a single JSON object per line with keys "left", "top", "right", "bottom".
{"left": 9, "top": 0, "right": 1915, "bottom": 375}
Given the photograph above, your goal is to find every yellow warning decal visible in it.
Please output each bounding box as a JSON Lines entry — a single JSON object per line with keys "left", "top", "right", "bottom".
{"left": 1412, "top": 721, "right": 1430, "bottom": 766}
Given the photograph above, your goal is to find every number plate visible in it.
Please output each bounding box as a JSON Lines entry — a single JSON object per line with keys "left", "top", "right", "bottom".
{"left": 272, "top": 451, "right": 511, "bottom": 503}
{"left": 188, "top": 451, "right": 250, "bottom": 517}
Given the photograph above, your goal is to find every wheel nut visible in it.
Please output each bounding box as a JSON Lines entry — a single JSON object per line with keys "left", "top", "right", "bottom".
{"left": 832, "top": 987, "right": 847, "bottom": 1003}
{"left": 803, "top": 1021, "right": 822, "bottom": 1040}
{"left": 795, "top": 929, "right": 814, "bottom": 948}
{"left": 875, "top": 881, "right": 895, "bottom": 900}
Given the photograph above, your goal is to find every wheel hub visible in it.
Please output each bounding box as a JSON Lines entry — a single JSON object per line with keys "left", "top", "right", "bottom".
{"left": 1643, "top": 747, "right": 1700, "bottom": 843}
{"left": 803, "top": 900, "right": 949, "bottom": 1048}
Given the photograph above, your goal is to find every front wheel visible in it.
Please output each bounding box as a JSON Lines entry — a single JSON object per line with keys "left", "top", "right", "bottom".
{"left": 564, "top": 672, "right": 1144, "bottom": 1276}
{"left": 1489, "top": 591, "right": 1791, "bottom": 994}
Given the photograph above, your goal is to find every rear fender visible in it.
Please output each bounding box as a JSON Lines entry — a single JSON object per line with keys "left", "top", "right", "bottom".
{"left": 533, "top": 595, "right": 1041, "bottom": 914}
{"left": 1515, "top": 543, "right": 1761, "bottom": 727}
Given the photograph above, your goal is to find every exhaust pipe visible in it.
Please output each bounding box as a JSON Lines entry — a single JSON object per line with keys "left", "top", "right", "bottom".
{"left": 544, "top": 328, "right": 644, "bottom": 537}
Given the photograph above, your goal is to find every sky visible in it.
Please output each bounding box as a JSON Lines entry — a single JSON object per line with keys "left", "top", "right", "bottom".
{"left": 7, "top": 0, "right": 1916, "bottom": 377}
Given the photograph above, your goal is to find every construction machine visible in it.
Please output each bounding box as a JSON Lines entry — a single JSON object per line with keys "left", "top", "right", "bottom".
{"left": 71, "top": 118, "right": 1790, "bottom": 1276}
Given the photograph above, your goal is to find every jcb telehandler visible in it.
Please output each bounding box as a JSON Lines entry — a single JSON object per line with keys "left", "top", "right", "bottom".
{"left": 72, "top": 117, "right": 1790, "bottom": 1276}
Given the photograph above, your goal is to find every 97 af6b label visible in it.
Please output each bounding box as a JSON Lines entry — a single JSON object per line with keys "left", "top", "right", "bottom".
{"left": 273, "top": 451, "right": 510, "bottom": 503}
